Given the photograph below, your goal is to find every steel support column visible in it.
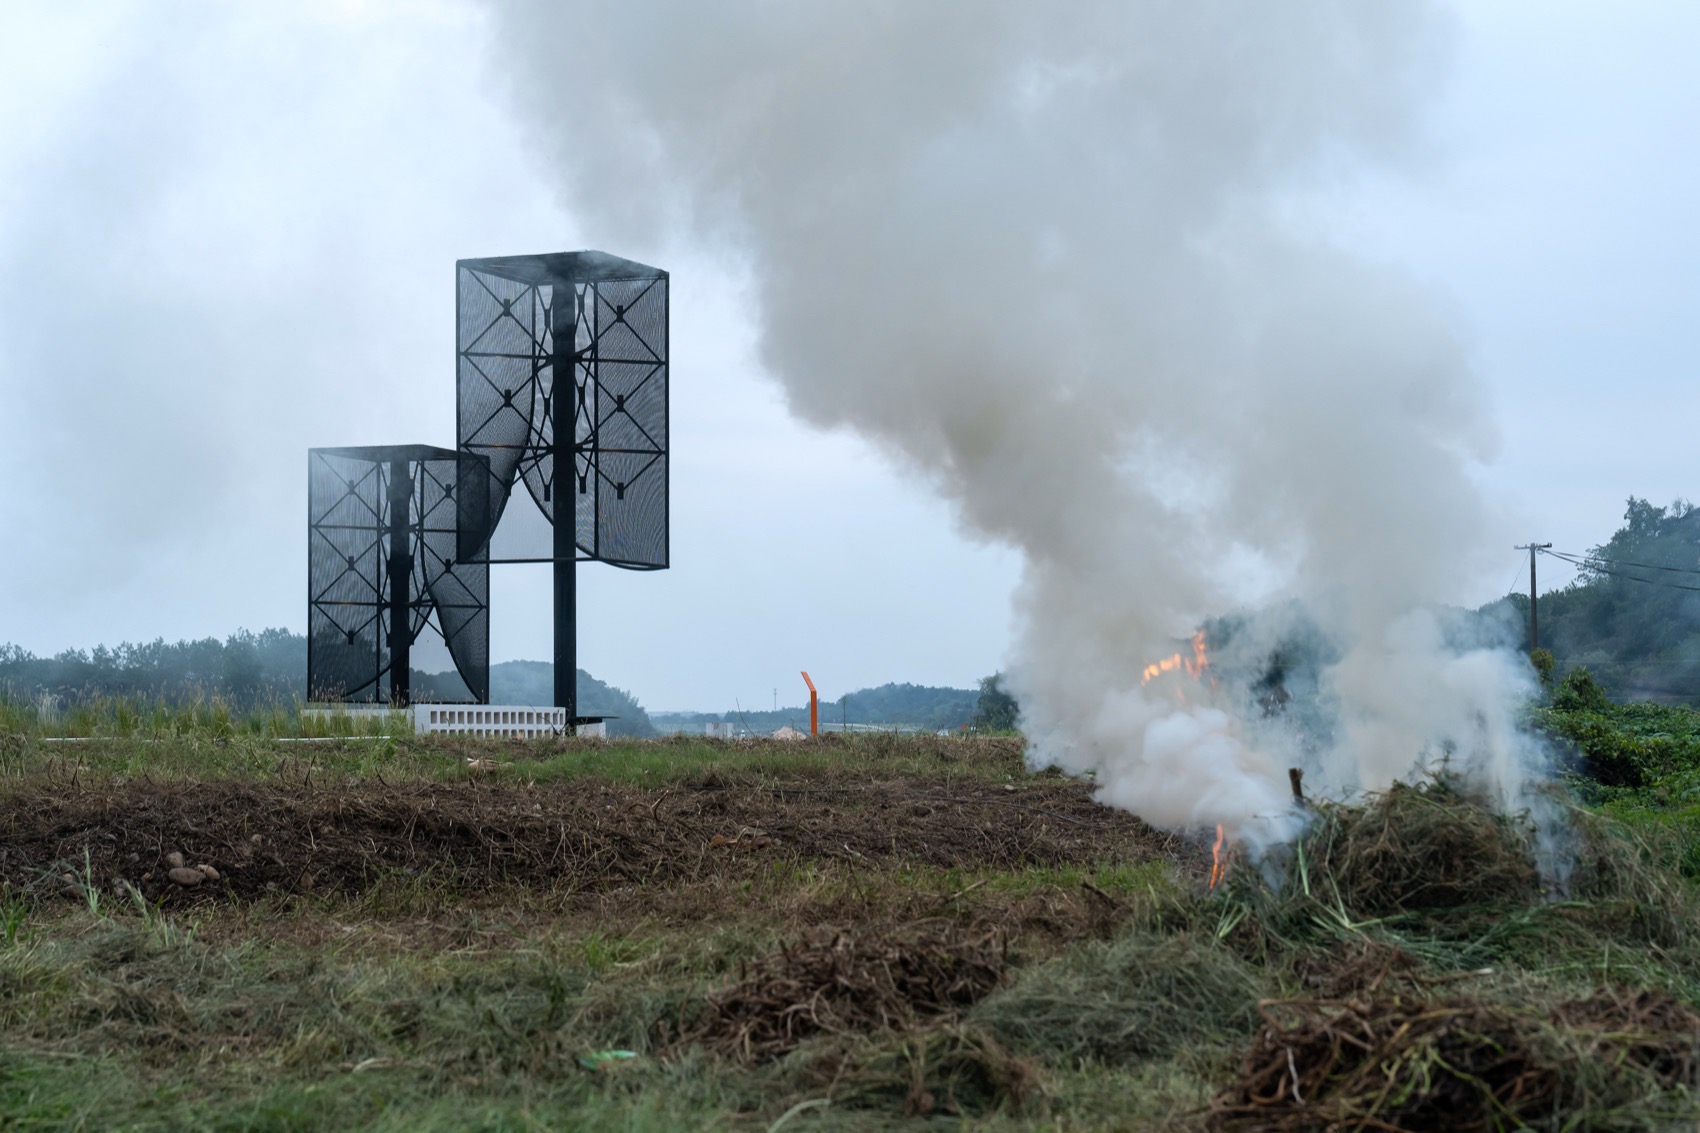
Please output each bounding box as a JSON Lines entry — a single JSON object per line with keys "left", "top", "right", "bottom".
{"left": 387, "top": 457, "right": 412, "bottom": 705}
{"left": 552, "top": 285, "right": 577, "bottom": 726}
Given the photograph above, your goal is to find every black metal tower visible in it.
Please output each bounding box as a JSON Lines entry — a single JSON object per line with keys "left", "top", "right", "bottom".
{"left": 455, "top": 251, "right": 669, "bottom": 728}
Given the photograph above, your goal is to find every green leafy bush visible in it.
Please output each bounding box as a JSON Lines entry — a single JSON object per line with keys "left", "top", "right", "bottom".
{"left": 1542, "top": 696, "right": 1700, "bottom": 787}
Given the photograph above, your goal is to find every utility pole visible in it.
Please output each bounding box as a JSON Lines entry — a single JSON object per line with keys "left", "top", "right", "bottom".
{"left": 1514, "top": 543, "right": 1553, "bottom": 652}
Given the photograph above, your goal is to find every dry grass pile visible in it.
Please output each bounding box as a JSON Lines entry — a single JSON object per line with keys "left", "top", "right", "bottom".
{"left": 973, "top": 931, "right": 1266, "bottom": 1065}
{"left": 811, "top": 1024, "right": 1041, "bottom": 1119}
{"left": 1303, "top": 780, "right": 1541, "bottom": 916}
{"left": 1213, "top": 995, "right": 1554, "bottom": 1132}
{"left": 1212, "top": 987, "right": 1700, "bottom": 1132}
{"left": 1563, "top": 808, "right": 1700, "bottom": 953}
{"left": 670, "top": 922, "right": 1006, "bottom": 1062}
{"left": 1288, "top": 939, "right": 1420, "bottom": 998}
{"left": 1551, "top": 986, "right": 1700, "bottom": 1087}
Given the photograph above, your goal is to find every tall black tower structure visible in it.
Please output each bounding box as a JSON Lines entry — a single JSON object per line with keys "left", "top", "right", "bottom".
{"left": 455, "top": 251, "right": 669, "bottom": 726}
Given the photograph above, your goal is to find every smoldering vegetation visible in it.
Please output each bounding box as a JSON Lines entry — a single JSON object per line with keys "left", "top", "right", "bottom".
{"left": 487, "top": 0, "right": 1547, "bottom": 845}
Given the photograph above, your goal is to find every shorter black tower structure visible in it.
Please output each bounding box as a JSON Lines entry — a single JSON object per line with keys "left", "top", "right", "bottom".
{"left": 307, "top": 445, "right": 493, "bottom": 705}
{"left": 456, "top": 251, "right": 669, "bottom": 725}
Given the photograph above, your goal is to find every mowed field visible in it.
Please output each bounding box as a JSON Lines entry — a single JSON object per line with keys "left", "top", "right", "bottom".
{"left": 2, "top": 727, "right": 1700, "bottom": 1130}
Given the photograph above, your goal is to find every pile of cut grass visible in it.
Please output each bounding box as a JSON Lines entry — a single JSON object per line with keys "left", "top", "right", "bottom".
{"left": 1213, "top": 986, "right": 1700, "bottom": 1132}
{"left": 972, "top": 932, "right": 1265, "bottom": 1065}
{"left": 671, "top": 921, "right": 1007, "bottom": 1062}
{"left": 1299, "top": 778, "right": 1543, "bottom": 915}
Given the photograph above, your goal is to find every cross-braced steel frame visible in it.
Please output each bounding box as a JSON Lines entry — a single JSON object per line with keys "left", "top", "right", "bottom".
{"left": 307, "top": 445, "right": 492, "bottom": 705}
{"left": 456, "top": 251, "right": 669, "bottom": 719}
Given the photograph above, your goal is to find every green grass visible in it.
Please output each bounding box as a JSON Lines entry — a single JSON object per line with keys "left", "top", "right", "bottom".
{"left": 0, "top": 892, "right": 1234, "bottom": 1131}
{"left": 0, "top": 691, "right": 1030, "bottom": 800}
{"left": 5, "top": 720, "right": 1700, "bottom": 1129}
{"left": 1, "top": 691, "right": 421, "bottom": 741}
{"left": 1539, "top": 692, "right": 1700, "bottom": 883}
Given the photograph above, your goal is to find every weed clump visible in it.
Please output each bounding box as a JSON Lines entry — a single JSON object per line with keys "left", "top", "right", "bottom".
{"left": 671, "top": 922, "right": 1006, "bottom": 1063}
{"left": 973, "top": 931, "right": 1266, "bottom": 1064}
{"left": 811, "top": 1023, "right": 1040, "bottom": 1119}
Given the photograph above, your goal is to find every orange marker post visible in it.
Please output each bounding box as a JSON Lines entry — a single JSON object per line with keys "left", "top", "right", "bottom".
{"left": 800, "top": 671, "right": 819, "bottom": 736}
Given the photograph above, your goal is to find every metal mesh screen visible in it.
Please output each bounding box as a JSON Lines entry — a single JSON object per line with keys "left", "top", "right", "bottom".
{"left": 307, "top": 446, "right": 491, "bottom": 703}
{"left": 456, "top": 251, "right": 668, "bottom": 570}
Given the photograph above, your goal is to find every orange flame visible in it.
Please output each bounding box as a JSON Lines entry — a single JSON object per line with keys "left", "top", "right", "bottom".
{"left": 1141, "top": 630, "right": 1210, "bottom": 686}
{"left": 1209, "top": 824, "right": 1226, "bottom": 889}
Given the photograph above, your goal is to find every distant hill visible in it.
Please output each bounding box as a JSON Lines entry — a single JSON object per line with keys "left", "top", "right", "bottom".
{"left": 477, "top": 661, "right": 655, "bottom": 737}
{"left": 654, "top": 681, "right": 979, "bottom": 735}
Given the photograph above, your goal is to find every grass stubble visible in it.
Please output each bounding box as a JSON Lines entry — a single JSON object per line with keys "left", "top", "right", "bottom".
{"left": 0, "top": 724, "right": 1698, "bottom": 1130}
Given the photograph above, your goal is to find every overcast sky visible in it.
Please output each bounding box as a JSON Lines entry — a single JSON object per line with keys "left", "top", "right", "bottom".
{"left": 0, "top": 2, "right": 1694, "bottom": 711}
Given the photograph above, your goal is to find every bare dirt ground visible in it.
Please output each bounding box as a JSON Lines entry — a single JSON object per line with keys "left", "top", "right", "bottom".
{"left": 0, "top": 775, "right": 1191, "bottom": 909}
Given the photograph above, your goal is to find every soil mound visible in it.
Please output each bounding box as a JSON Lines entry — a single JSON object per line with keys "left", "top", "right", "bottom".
{"left": 0, "top": 778, "right": 1173, "bottom": 905}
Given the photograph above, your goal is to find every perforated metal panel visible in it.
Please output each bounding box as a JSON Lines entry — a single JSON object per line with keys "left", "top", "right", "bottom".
{"left": 456, "top": 251, "right": 668, "bottom": 570}
{"left": 307, "top": 446, "right": 491, "bottom": 703}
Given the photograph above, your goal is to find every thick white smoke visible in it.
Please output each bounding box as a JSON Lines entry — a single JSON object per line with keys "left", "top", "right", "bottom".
{"left": 490, "top": 1, "right": 1544, "bottom": 847}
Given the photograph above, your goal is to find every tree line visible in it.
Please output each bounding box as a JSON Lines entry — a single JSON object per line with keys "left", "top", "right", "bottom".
{"left": 0, "top": 630, "right": 655, "bottom": 734}
{"left": 1486, "top": 497, "right": 1700, "bottom": 703}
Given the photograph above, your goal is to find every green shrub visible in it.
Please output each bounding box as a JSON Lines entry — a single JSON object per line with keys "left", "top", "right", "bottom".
{"left": 1554, "top": 666, "right": 1611, "bottom": 712}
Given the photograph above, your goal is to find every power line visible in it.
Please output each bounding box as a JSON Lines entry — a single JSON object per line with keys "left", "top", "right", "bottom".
{"left": 1542, "top": 547, "right": 1700, "bottom": 579}
{"left": 1541, "top": 549, "right": 1700, "bottom": 594}
{"left": 1503, "top": 555, "right": 1528, "bottom": 602}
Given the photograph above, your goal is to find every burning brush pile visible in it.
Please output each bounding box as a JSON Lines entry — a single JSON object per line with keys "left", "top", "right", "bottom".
{"left": 1200, "top": 778, "right": 1700, "bottom": 1130}
{"left": 632, "top": 630, "right": 1700, "bottom": 1126}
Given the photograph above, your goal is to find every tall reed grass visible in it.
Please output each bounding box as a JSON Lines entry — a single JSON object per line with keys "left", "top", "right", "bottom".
{"left": 0, "top": 690, "right": 411, "bottom": 739}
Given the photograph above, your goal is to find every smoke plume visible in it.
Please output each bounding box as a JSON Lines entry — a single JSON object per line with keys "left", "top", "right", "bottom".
{"left": 490, "top": 1, "right": 1544, "bottom": 846}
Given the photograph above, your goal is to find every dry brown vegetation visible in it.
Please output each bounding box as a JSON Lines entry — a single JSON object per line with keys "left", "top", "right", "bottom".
{"left": 0, "top": 773, "right": 1183, "bottom": 907}
{"left": 670, "top": 921, "right": 1008, "bottom": 1062}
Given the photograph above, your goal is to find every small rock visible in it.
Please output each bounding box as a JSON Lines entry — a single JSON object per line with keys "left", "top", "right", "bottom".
{"left": 197, "top": 864, "right": 220, "bottom": 882}
{"left": 1002, "top": 783, "right": 1017, "bottom": 792}
{"left": 168, "top": 867, "right": 204, "bottom": 887}
{"left": 249, "top": 834, "right": 263, "bottom": 845}
{"left": 165, "top": 851, "right": 185, "bottom": 869}
{"left": 59, "top": 872, "right": 77, "bottom": 886}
